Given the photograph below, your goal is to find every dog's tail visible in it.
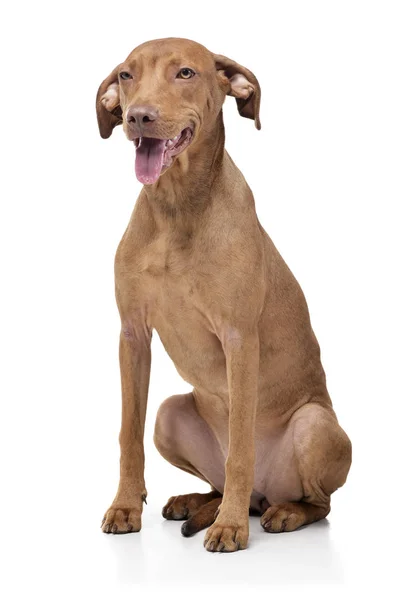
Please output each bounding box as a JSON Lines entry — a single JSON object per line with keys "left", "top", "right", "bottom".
{"left": 181, "top": 497, "right": 222, "bottom": 537}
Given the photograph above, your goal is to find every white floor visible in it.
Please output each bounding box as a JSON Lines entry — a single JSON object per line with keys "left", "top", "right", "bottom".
{"left": 5, "top": 464, "right": 412, "bottom": 599}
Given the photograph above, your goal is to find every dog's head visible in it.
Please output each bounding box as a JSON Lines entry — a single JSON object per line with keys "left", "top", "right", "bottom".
{"left": 96, "top": 38, "right": 261, "bottom": 185}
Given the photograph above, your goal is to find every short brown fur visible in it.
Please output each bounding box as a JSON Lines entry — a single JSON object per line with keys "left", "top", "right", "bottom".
{"left": 97, "top": 38, "right": 351, "bottom": 552}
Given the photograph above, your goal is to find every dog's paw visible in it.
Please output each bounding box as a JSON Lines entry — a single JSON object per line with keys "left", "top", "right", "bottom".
{"left": 162, "top": 493, "right": 209, "bottom": 520}
{"left": 203, "top": 520, "right": 248, "bottom": 552}
{"left": 101, "top": 506, "right": 142, "bottom": 534}
{"left": 260, "top": 503, "right": 305, "bottom": 533}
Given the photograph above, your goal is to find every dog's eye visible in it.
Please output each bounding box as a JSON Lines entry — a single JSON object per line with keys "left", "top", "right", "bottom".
{"left": 177, "top": 68, "right": 195, "bottom": 80}
{"left": 119, "top": 71, "right": 132, "bottom": 80}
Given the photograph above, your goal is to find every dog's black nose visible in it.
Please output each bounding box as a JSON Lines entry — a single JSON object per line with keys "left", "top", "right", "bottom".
{"left": 126, "top": 105, "right": 159, "bottom": 125}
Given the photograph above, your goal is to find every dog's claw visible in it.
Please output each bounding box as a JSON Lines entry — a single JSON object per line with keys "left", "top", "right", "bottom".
{"left": 260, "top": 503, "right": 310, "bottom": 533}
{"left": 204, "top": 522, "right": 248, "bottom": 552}
{"left": 101, "top": 506, "right": 142, "bottom": 534}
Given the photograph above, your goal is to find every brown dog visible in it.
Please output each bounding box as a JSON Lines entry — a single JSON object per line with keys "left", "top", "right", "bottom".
{"left": 96, "top": 37, "right": 351, "bottom": 553}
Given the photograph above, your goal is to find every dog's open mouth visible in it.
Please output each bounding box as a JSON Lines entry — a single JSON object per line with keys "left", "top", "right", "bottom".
{"left": 133, "top": 127, "right": 193, "bottom": 185}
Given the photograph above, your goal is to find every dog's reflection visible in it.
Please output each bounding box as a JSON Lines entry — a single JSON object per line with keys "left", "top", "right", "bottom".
{"left": 108, "top": 516, "right": 344, "bottom": 586}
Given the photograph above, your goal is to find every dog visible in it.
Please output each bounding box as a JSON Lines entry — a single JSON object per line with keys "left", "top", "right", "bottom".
{"left": 96, "top": 37, "right": 352, "bottom": 552}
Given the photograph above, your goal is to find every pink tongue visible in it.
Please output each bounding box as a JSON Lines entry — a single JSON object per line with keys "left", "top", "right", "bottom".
{"left": 135, "top": 138, "right": 166, "bottom": 184}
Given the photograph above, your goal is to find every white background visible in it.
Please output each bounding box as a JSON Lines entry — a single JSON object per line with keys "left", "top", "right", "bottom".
{"left": 1, "top": 1, "right": 414, "bottom": 598}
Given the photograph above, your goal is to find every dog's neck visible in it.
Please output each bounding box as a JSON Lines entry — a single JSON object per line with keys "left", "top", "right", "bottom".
{"left": 143, "top": 112, "right": 226, "bottom": 220}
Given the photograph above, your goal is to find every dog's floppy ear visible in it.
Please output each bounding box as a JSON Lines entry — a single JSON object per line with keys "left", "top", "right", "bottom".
{"left": 214, "top": 54, "right": 261, "bottom": 130}
{"left": 96, "top": 65, "right": 123, "bottom": 139}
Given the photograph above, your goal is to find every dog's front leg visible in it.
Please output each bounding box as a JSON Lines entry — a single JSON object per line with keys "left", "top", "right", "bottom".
{"left": 101, "top": 328, "right": 151, "bottom": 534}
{"left": 204, "top": 329, "right": 259, "bottom": 552}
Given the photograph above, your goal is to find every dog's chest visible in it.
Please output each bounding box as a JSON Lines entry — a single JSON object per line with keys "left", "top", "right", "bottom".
{"left": 126, "top": 229, "right": 194, "bottom": 288}
{"left": 117, "top": 232, "right": 229, "bottom": 392}
{"left": 120, "top": 229, "right": 221, "bottom": 308}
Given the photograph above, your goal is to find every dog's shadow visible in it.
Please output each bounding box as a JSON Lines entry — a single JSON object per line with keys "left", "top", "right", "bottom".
{"left": 106, "top": 512, "right": 344, "bottom": 587}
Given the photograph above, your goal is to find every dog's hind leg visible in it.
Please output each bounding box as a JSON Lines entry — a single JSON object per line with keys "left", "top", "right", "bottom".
{"left": 162, "top": 490, "right": 221, "bottom": 521}
{"left": 181, "top": 496, "right": 223, "bottom": 537}
{"left": 154, "top": 391, "right": 226, "bottom": 531}
{"left": 261, "top": 402, "right": 351, "bottom": 533}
